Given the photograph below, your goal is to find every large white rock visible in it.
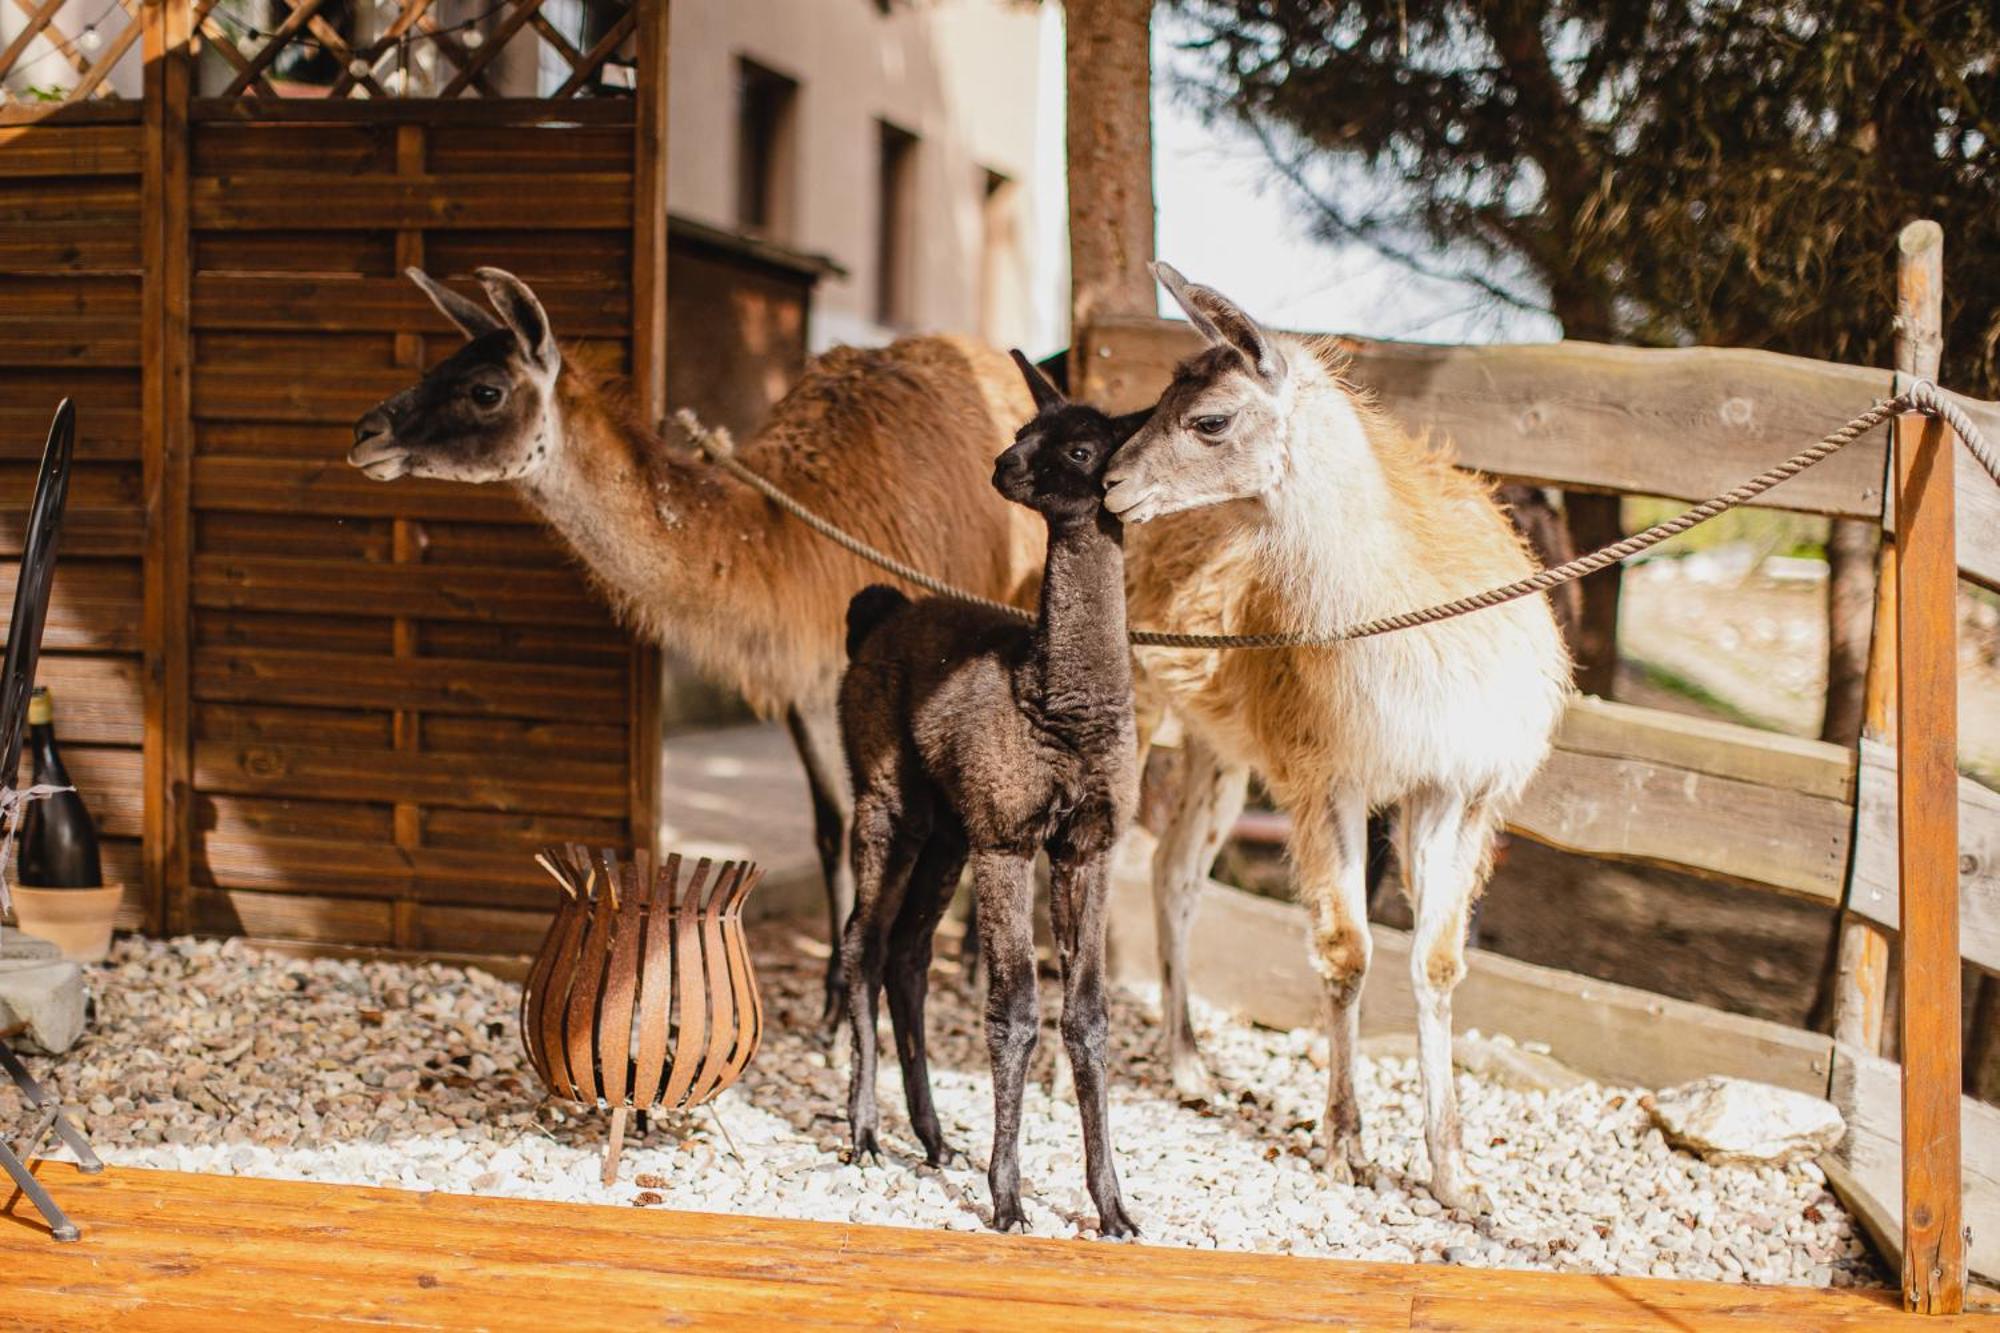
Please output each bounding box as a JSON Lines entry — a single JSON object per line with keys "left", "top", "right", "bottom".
{"left": 1647, "top": 1076, "right": 1845, "bottom": 1166}
{"left": 0, "top": 930, "right": 86, "bottom": 1053}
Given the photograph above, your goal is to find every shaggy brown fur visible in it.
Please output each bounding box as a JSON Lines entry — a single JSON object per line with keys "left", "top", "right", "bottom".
{"left": 350, "top": 269, "right": 1043, "bottom": 1015}
{"left": 837, "top": 356, "right": 1147, "bottom": 1237}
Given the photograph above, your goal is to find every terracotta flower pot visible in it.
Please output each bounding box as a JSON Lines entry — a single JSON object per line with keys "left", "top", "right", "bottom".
{"left": 9, "top": 884, "right": 122, "bottom": 961}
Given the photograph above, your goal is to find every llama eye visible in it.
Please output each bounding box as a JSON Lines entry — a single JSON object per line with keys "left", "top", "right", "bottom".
{"left": 1192, "top": 414, "right": 1232, "bottom": 436}
{"left": 470, "top": 384, "right": 504, "bottom": 407}
{"left": 1068, "top": 446, "right": 1092, "bottom": 463}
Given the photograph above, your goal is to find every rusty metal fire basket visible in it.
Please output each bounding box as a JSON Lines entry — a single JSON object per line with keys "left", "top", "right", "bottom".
{"left": 523, "top": 846, "right": 765, "bottom": 1183}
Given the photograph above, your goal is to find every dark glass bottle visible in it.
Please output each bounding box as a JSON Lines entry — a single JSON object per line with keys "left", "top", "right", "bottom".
{"left": 17, "top": 686, "right": 101, "bottom": 888}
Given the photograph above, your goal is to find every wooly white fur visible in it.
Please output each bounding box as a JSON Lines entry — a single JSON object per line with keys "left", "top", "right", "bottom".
{"left": 1107, "top": 264, "right": 1572, "bottom": 1215}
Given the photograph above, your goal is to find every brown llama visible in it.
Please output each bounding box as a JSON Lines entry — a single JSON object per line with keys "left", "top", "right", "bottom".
{"left": 350, "top": 269, "right": 1043, "bottom": 1015}
{"left": 838, "top": 354, "right": 1146, "bottom": 1237}
{"left": 1105, "top": 265, "right": 1572, "bottom": 1214}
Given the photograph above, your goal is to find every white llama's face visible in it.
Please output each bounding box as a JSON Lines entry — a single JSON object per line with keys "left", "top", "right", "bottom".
{"left": 349, "top": 267, "right": 562, "bottom": 486}
{"left": 1103, "top": 265, "right": 1290, "bottom": 524}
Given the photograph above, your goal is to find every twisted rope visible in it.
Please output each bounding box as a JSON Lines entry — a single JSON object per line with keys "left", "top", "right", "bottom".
{"left": 676, "top": 384, "right": 1995, "bottom": 652}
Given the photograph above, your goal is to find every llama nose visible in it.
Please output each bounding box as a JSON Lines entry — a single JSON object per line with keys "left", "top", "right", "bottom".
{"left": 353, "top": 409, "right": 391, "bottom": 446}
{"left": 993, "top": 452, "right": 1028, "bottom": 488}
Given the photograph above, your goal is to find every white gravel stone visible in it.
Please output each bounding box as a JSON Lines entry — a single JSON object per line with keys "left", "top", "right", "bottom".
{"left": 0, "top": 933, "right": 1882, "bottom": 1289}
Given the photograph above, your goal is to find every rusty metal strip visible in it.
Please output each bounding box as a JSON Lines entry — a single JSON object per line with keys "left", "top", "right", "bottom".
{"left": 687, "top": 862, "right": 742, "bottom": 1105}
{"left": 658, "top": 856, "right": 714, "bottom": 1109}
{"left": 629, "top": 851, "right": 679, "bottom": 1108}
{"left": 718, "top": 865, "right": 765, "bottom": 1082}
{"left": 593, "top": 855, "right": 644, "bottom": 1106}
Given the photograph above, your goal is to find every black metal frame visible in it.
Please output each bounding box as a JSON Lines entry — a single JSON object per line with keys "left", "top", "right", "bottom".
{"left": 0, "top": 400, "right": 103, "bottom": 1243}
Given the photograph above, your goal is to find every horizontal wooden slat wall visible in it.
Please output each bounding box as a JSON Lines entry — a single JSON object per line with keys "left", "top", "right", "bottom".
{"left": 179, "top": 102, "right": 645, "bottom": 955}
{"left": 0, "top": 108, "right": 149, "bottom": 929}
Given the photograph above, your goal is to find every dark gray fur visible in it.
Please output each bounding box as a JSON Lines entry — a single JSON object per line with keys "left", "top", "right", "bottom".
{"left": 836, "top": 353, "right": 1148, "bottom": 1237}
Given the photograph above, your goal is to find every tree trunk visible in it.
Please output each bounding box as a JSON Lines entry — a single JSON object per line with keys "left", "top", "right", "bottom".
{"left": 1565, "top": 493, "right": 1623, "bottom": 698}
{"left": 1547, "top": 290, "right": 1622, "bottom": 697}
{"left": 1065, "top": 0, "right": 1156, "bottom": 388}
{"left": 1821, "top": 517, "right": 1878, "bottom": 745}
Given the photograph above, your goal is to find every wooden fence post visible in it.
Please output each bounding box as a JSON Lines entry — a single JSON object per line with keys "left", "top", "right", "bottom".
{"left": 141, "top": 0, "right": 193, "bottom": 937}
{"left": 627, "top": 0, "right": 669, "bottom": 858}
{"left": 390, "top": 122, "right": 427, "bottom": 952}
{"left": 1831, "top": 232, "right": 1931, "bottom": 1057}
{"left": 1891, "top": 218, "right": 1964, "bottom": 1315}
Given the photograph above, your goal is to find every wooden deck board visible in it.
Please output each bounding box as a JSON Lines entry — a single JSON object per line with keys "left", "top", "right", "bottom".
{"left": 0, "top": 1165, "right": 1969, "bottom": 1329}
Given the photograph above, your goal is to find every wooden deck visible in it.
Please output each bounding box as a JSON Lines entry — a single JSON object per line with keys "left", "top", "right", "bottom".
{"left": 2, "top": 1165, "right": 1982, "bottom": 1329}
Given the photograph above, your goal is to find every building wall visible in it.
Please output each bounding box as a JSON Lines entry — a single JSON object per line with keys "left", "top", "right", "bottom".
{"left": 667, "top": 0, "right": 1057, "bottom": 354}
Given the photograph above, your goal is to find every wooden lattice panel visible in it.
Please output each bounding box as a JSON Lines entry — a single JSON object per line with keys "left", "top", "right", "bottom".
{"left": 182, "top": 102, "right": 642, "bottom": 952}
{"left": 0, "top": 0, "right": 144, "bottom": 106}
{"left": 197, "top": 0, "right": 634, "bottom": 101}
{"left": 0, "top": 112, "right": 147, "bottom": 925}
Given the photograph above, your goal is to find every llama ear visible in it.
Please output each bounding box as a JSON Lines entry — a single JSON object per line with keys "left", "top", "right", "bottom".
{"left": 1152, "top": 262, "right": 1287, "bottom": 389}
{"left": 406, "top": 267, "right": 502, "bottom": 340}
{"left": 1009, "top": 349, "right": 1066, "bottom": 412}
{"left": 473, "top": 267, "right": 558, "bottom": 374}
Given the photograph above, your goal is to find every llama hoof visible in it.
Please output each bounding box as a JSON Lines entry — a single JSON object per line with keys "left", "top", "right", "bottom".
{"left": 850, "top": 1129, "right": 883, "bottom": 1166}
{"left": 1430, "top": 1178, "right": 1492, "bottom": 1218}
{"left": 991, "top": 1202, "right": 1029, "bottom": 1234}
{"left": 820, "top": 981, "right": 850, "bottom": 1034}
{"left": 1095, "top": 1202, "right": 1140, "bottom": 1240}
{"left": 1321, "top": 1135, "right": 1372, "bottom": 1188}
{"left": 1169, "top": 1057, "right": 1218, "bottom": 1105}
{"left": 921, "top": 1143, "right": 965, "bottom": 1170}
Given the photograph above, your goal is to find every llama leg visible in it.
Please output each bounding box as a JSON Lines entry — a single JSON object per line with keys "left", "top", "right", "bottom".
{"left": 1151, "top": 732, "right": 1249, "bottom": 1100}
{"left": 884, "top": 824, "right": 968, "bottom": 1167}
{"left": 842, "top": 791, "right": 926, "bottom": 1164}
{"left": 1398, "top": 790, "right": 1492, "bottom": 1215}
{"left": 787, "top": 703, "right": 855, "bottom": 1027}
{"left": 1052, "top": 850, "right": 1138, "bottom": 1238}
{"left": 1289, "top": 784, "right": 1372, "bottom": 1183}
{"left": 972, "top": 848, "right": 1038, "bottom": 1231}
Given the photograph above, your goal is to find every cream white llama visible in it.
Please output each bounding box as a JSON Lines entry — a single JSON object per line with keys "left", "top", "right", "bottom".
{"left": 1105, "top": 264, "right": 1572, "bottom": 1212}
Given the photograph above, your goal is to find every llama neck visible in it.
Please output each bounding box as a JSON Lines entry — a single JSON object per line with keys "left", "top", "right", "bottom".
{"left": 519, "top": 369, "right": 706, "bottom": 592}
{"left": 514, "top": 367, "right": 809, "bottom": 709}
{"left": 1031, "top": 510, "right": 1131, "bottom": 719}
{"left": 1255, "top": 354, "right": 1415, "bottom": 625}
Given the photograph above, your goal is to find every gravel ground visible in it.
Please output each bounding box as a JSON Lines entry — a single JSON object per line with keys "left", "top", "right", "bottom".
{"left": 5, "top": 933, "right": 1881, "bottom": 1288}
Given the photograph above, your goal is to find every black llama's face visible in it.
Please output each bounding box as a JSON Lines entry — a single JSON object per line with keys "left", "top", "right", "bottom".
{"left": 991, "top": 350, "right": 1150, "bottom": 524}
{"left": 349, "top": 267, "right": 562, "bottom": 485}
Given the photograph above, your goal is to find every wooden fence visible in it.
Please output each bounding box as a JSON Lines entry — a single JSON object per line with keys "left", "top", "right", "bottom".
{"left": 1081, "top": 285, "right": 1999, "bottom": 1303}
{"left": 1080, "top": 314, "right": 2000, "bottom": 978}
{"left": 0, "top": 0, "right": 670, "bottom": 958}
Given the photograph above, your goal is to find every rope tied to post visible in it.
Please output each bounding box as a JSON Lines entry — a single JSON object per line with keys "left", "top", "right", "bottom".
{"left": 675, "top": 384, "right": 1997, "bottom": 652}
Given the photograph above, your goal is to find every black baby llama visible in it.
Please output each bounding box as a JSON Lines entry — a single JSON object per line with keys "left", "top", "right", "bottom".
{"left": 838, "top": 352, "right": 1147, "bottom": 1237}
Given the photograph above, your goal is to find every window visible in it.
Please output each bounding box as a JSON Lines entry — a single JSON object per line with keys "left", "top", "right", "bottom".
{"left": 875, "top": 120, "right": 919, "bottom": 328}
{"left": 977, "top": 168, "right": 1019, "bottom": 344}
{"left": 736, "top": 59, "right": 798, "bottom": 238}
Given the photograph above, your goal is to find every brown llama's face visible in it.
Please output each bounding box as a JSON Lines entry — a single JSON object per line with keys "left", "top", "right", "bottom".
{"left": 1102, "top": 264, "right": 1290, "bottom": 524}
{"left": 349, "top": 267, "right": 562, "bottom": 485}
